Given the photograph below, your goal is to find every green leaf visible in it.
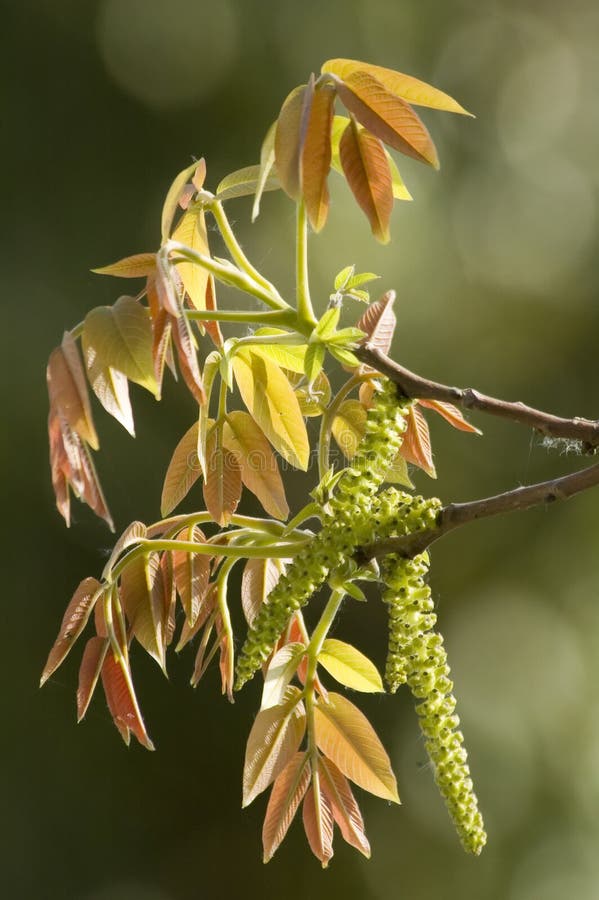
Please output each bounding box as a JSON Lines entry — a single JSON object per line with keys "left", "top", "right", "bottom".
{"left": 217, "top": 164, "right": 280, "bottom": 201}
{"left": 251, "top": 329, "right": 307, "bottom": 374}
{"left": 232, "top": 349, "right": 310, "bottom": 470}
{"left": 83, "top": 297, "right": 159, "bottom": 397}
{"left": 252, "top": 122, "right": 277, "bottom": 222}
{"left": 332, "top": 400, "right": 366, "bottom": 459}
{"left": 327, "top": 327, "right": 366, "bottom": 346}
{"left": 314, "top": 692, "right": 399, "bottom": 802}
{"left": 334, "top": 265, "right": 355, "bottom": 291}
{"left": 385, "top": 452, "right": 414, "bottom": 488}
{"left": 314, "top": 307, "right": 340, "bottom": 340}
{"left": 328, "top": 345, "right": 361, "bottom": 368}
{"left": 346, "top": 272, "right": 380, "bottom": 289}
{"left": 318, "top": 639, "right": 384, "bottom": 693}
{"left": 346, "top": 289, "right": 370, "bottom": 303}
{"left": 161, "top": 158, "right": 205, "bottom": 241}
{"left": 171, "top": 207, "right": 210, "bottom": 312}
{"left": 304, "top": 344, "right": 325, "bottom": 385}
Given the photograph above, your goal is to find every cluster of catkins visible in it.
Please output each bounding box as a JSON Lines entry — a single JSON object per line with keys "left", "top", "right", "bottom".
{"left": 382, "top": 553, "right": 487, "bottom": 854}
{"left": 234, "top": 376, "right": 486, "bottom": 854}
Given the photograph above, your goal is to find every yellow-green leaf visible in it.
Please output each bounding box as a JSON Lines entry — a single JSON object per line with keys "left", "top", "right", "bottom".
{"left": 172, "top": 207, "right": 210, "bottom": 312}
{"left": 314, "top": 692, "right": 399, "bottom": 802}
{"left": 83, "top": 296, "right": 159, "bottom": 397}
{"left": 322, "top": 59, "right": 473, "bottom": 115}
{"left": 91, "top": 252, "right": 157, "bottom": 278}
{"left": 332, "top": 399, "right": 366, "bottom": 459}
{"left": 232, "top": 349, "right": 309, "bottom": 470}
{"left": 253, "top": 121, "right": 277, "bottom": 222}
{"left": 275, "top": 83, "right": 311, "bottom": 201}
{"left": 339, "top": 118, "right": 393, "bottom": 244}
{"left": 217, "top": 165, "right": 280, "bottom": 201}
{"left": 251, "top": 329, "right": 307, "bottom": 374}
{"left": 223, "top": 411, "right": 289, "bottom": 520}
{"left": 161, "top": 158, "right": 205, "bottom": 240}
{"left": 319, "top": 639, "right": 383, "bottom": 693}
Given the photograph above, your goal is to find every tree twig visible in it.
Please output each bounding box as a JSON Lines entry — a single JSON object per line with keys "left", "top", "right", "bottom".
{"left": 356, "top": 344, "right": 599, "bottom": 451}
{"left": 361, "top": 462, "right": 599, "bottom": 560}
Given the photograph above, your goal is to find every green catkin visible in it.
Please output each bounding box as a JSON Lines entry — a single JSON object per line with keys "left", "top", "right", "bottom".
{"left": 382, "top": 553, "right": 487, "bottom": 855}
{"left": 234, "top": 379, "right": 410, "bottom": 690}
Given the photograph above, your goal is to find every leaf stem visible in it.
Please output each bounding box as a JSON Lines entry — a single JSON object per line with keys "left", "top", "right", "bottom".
{"left": 296, "top": 200, "right": 317, "bottom": 328}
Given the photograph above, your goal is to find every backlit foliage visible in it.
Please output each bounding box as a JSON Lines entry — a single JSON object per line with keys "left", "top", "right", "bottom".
{"left": 42, "top": 58, "right": 486, "bottom": 865}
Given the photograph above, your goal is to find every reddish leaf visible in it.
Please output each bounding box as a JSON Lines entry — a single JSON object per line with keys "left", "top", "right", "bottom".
{"left": 161, "top": 158, "right": 206, "bottom": 240}
{"left": 202, "top": 275, "right": 224, "bottom": 348}
{"left": 263, "top": 752, "right": 311, "bottom": 863}
{"left": 190, "top": 608, "right": 218, "bottom": 685}
{"left": 301, "top": 84, "right": 335, "bottom": 232}
{"left": 176, "top": 583, "right": 217, "bottom": 651}
{"left": 102, "top": 521, "right": 147, "bottom": 579}
{"left": 171, "top": 312, "right": 206, "bottom": 405}
{"left": 313, "top": 692, "right": 399, "bottom": 802}
{"left": 320, "top": 757, "right": 371, "bottom": 858}
{"left": 399, "top": 404, "right": 436, "bottom": 477}
{"left": 203, "top": 429, "right": 242, "bottom": 526}
{"left": 120, "top": 554, "right": 168, "bottom": 670}
{"left": 275, "top": 82, "right": 312, "bottom": 200}
{"left": 159, "top": 551, "right": 177, "bottom": 647}
{"left": 100, "top": 651, "right": 154, "bottom": 750}
{"left": 215, "top": 613, "right": 234, "bottom": 702}
{"left": 243, "top": 687, "right": 306, "bottom": 807}
{"left": 76, "top": 635, "right": 109, "bottom": 721}
{"left": 161, "top": 422, "right": 202, "bottom": 517}
{"left": 47, "top": 332, "right": 98, "bottom": 449}
{"left": 92, "top": 253, "right": 157, "bottom": 279}
{"left": 241, "top": 558, "right": 283, "bottom": 627}
{"left": 302, "top": 780, "right": 334, "bottom": 867}
{"left": 223, "top": 411, "right": 289, "bottom": 520}
{"left": 84, "top": 343, "right": 135, "bottom": 437}
{"left": 40, "top": 577, "right": 103, "bottom": 685}
{"left": 335, "top": 70, "right": 439, "bottom": 168}
{"left": 154, "top": 257, "right": 182, "bottom": 317}
{"left": 147, "top": 276, "right": 174, "bottom": 395}
{"left": 172, "top": 525, "right": 211, "bottom": 626}
{"left": 340, "top": 118, "right": 393, "bottom": 244}
{"left": 418, "top": 399, "right": 481, "bottom": 434}
{"left": 322, "top": 59, "right": 473, "bottom": 115}
{"left": 356, "top": 290, "right": 397, "bottom": 355}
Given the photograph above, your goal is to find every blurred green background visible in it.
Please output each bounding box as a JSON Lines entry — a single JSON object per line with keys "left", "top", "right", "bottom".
{"left": 4, "top": 0, "right": 599, "bottom": 897}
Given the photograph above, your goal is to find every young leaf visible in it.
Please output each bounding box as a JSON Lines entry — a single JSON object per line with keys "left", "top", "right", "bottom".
{"left": 275, "top": 83, "right": 312, "bottom": 201}
{"left": 314, "top": 307, "right": 340, "bottom": 340}
{"left": 301, "top": 84, "right": 335, "bottom": 232}
{"left": 217, "top": 165, "right": 280, "bottom": 201}
{"left": 332, "top": 399, "right": 366, "bottom": 459}
{"left": 262, "top": 752, "right": 311, "bottom": 863}
{"left": 83, "top": 296, "right": 159, "bottom": 397}
{"left": 303, "top": 344, "right": 326, "bottom": 387}
{"left": 160, "top": 550, "right": 177, "bottom": 647}
{"left": 172, "top": 525, "right": 211, "bottom": 626}
{"left": 172, "top": 207, "right": 210, "bottom": 313}
{"left": 161, "top": 158, "right": 206, "bottom": 240}
{"left": 335, "top": 71, "right": 439, "bottom": 169}
{"left": 252, "top": 121, "right": 277, "bottom": 222}
{"left": 319, "top": 757, "right": 370, "bottom": 858}
{"left": 222, "top": 411, "right": 289, "bottom": 520}
{"left": 84, "top": 343, "right": 135, "bottom": 437}
{"left": 243, "top": 687, "right": 307, "bottom": 807}
{"left": 356, "top": 289, "right": 396, "bottom": 355}
{"left": 314, "top": 692, "right": 399, "bottom": 802}
{"left": 47, "top": 332, "right": 99, "bottom": 450}
{"left": 318, "top": 639, "right": 384, "bottom": 693}
{"left": 418, "top": 399, "right": 481, "bottom": 434}
{"left": 285, "top": 370, "right": 331, "bottom": 417}
{"left": 339, "top": 118, "right": 393, "bottom": 244}
{"left": 384, "top": 452, "right": 414, "bottom": 488}
{"left": 176, "top": 583, "right": 217, "bottom": 652}
{"left": 161, "top": 421, "right": 202, "bottom": 516}
{"left": 171, "top": 311, "right": 206, "bottom": 404}
{"left": 40, "top": 577, "right": 103, "bottom": 685}
{"left": 76, "top": 635, "right": 109, "bottom": 722}
{"left": 334, "top": 265, "right": 355, "bottom": 291}
{"left": 203, "top": 427, "right": 242, "bottom": 526}
{"left": 399, "top": 404, "right": 436, "bottom": 478}
{"left": 241, "top": 557, "right": 283, "bottom": 627}
{"left": 331, "top": 115, "right": 411, "bottom": 200}
{"left": 322, "top": 59, "right": 473, "bottom": 116}
{"left": 100, "top": 651, "right": 155, "bottom": 750}
{"left": 92, "top": 252, "right": 157, "bottom": 279}
{"left": 102, "top": 520, "right": 147, "bottom": 580}
{"left": 232, "top": 349, "right": 309, "bottom": 470}
{"left": 154, "top": 256, "right": 182, "bottom": 317}
{"left": 120, "top": 554, "right": 168, "bottom": 670}
{"left": 261, "top": 643, "right": 305, "bottom": 710}
{"left": 302, "top": 781, "right": 334, "bottom": 867}
{"left": 250, "top": 330, "right": 307, "bottom": 374}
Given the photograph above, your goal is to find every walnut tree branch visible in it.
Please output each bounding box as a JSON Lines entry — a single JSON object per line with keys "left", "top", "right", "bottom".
{"left": 361, "top": 462, "right": 599, "bottom": 561}
{"left": 355, "top": 344, "right": 599, "bottom": 450}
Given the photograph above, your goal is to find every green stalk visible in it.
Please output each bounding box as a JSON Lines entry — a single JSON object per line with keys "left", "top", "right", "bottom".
{"left": 296, "top": 200, "right": 317, "bottom": 328}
